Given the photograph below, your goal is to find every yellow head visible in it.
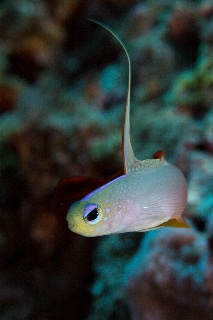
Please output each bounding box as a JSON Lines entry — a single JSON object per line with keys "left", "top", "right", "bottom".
{"left": 66, "top": 175, "right": 133, "bottom": 237}
{"left": 67, "top": 200, "right": 103, "bottom": 237}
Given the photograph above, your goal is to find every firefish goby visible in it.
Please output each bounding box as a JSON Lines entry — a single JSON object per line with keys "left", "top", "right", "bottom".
{"left": 64, "top": 20, "right": 188, "bottom": 237}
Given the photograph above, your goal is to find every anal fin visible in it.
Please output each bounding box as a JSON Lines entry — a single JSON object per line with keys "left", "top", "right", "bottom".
{"left": 159, "top": 216, "right": 190, "bottom": 229}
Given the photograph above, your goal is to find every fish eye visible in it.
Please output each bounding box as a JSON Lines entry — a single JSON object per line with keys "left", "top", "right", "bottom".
{"left": 83, "top": 204, "right": 101, "bottom": 224}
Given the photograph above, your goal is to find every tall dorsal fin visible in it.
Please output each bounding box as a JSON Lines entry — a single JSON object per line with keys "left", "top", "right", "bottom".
{"left": 89, "top": 20, "right": 163, "bottom": 174}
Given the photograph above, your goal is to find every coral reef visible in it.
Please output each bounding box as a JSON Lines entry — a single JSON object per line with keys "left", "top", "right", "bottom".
{"left": 125, "top": 228, "right": 212, "bottom": 320}
{"left": 166, "top": 4, "right": 200, "bottom": 69}
{"left": 167, "top": 58, "right": 213, "bottom": 118}
{"left": 87, "top": 234, "right": 142, "bottom": 320}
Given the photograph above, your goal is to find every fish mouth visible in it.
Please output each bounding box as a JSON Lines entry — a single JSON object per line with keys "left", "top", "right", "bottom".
{"left": 67, "top": 217, "right": 77, "bottom": 230}
{"left": 68, "top": 221, "right": 76, "bottom": 231}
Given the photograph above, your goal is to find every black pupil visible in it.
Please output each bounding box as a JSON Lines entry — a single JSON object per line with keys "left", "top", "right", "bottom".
{"left": 87, "top": 208, "right": 99, "bottom": 221}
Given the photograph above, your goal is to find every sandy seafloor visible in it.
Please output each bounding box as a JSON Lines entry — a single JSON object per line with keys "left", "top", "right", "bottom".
{"left": 0, "top": 0, "right": 213, "bottom": 319}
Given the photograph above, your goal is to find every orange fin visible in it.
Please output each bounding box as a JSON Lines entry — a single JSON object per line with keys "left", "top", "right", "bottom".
{"left": 152, "top": 150, "right": 164, "bottom": 160}
{"left": 159, "top": 216, "right": 190, "bottom": 229}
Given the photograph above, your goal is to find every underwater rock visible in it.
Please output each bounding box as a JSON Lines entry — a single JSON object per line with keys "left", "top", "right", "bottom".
{"left": 168, "top": 69, "right": 204, "bottom": 118}
{"left": 87, "top": 233, "right": 142, "bottom": 320}
{"left": 0, "top": 0, "right": 64, "bottom": 83}
{"left": 179, "top": 133, "right": 213, "bottom": 219}
{"left": 0, "top": 123, "right": 97, "bottom": 318}
{"left": 124, "top": 24, "right": 174, "bottom": 101}
{"left": 200, "top": 1, "right": 213, "bottom": 19}
{"left": 125, "top": 3, "right": 156, "bottom": 39}
{"left": 9, "top": 125, "right": 70, "bottom": 199}
{"left": 0, "top": 277, "right": 36, "bottom": 320}
{"left": 125, "top": 228, "right": 212, "bottom": 320}
{"left": 0, "top": 82, "right": 23, "bottom": 114}
{"left": 0, "top": 209, "right": 19, "bottom": 265}
{"left": 167, "top": 57, "right": 213, "bottom": 119}
{"left": 166, "top": 4, "right": 200, "bottom": 69}
{"left": 167, "top": 5, "right": 199, "bottom": 44}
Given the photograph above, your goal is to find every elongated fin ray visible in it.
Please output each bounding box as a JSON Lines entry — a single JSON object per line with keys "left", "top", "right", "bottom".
{"left": 89, "top": 19, "right": 136, "bottom": 174}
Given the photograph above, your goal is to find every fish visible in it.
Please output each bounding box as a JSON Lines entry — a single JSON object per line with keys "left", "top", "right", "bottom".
{"left": 55, "top": 20, "right": 189, "bottom": 237}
